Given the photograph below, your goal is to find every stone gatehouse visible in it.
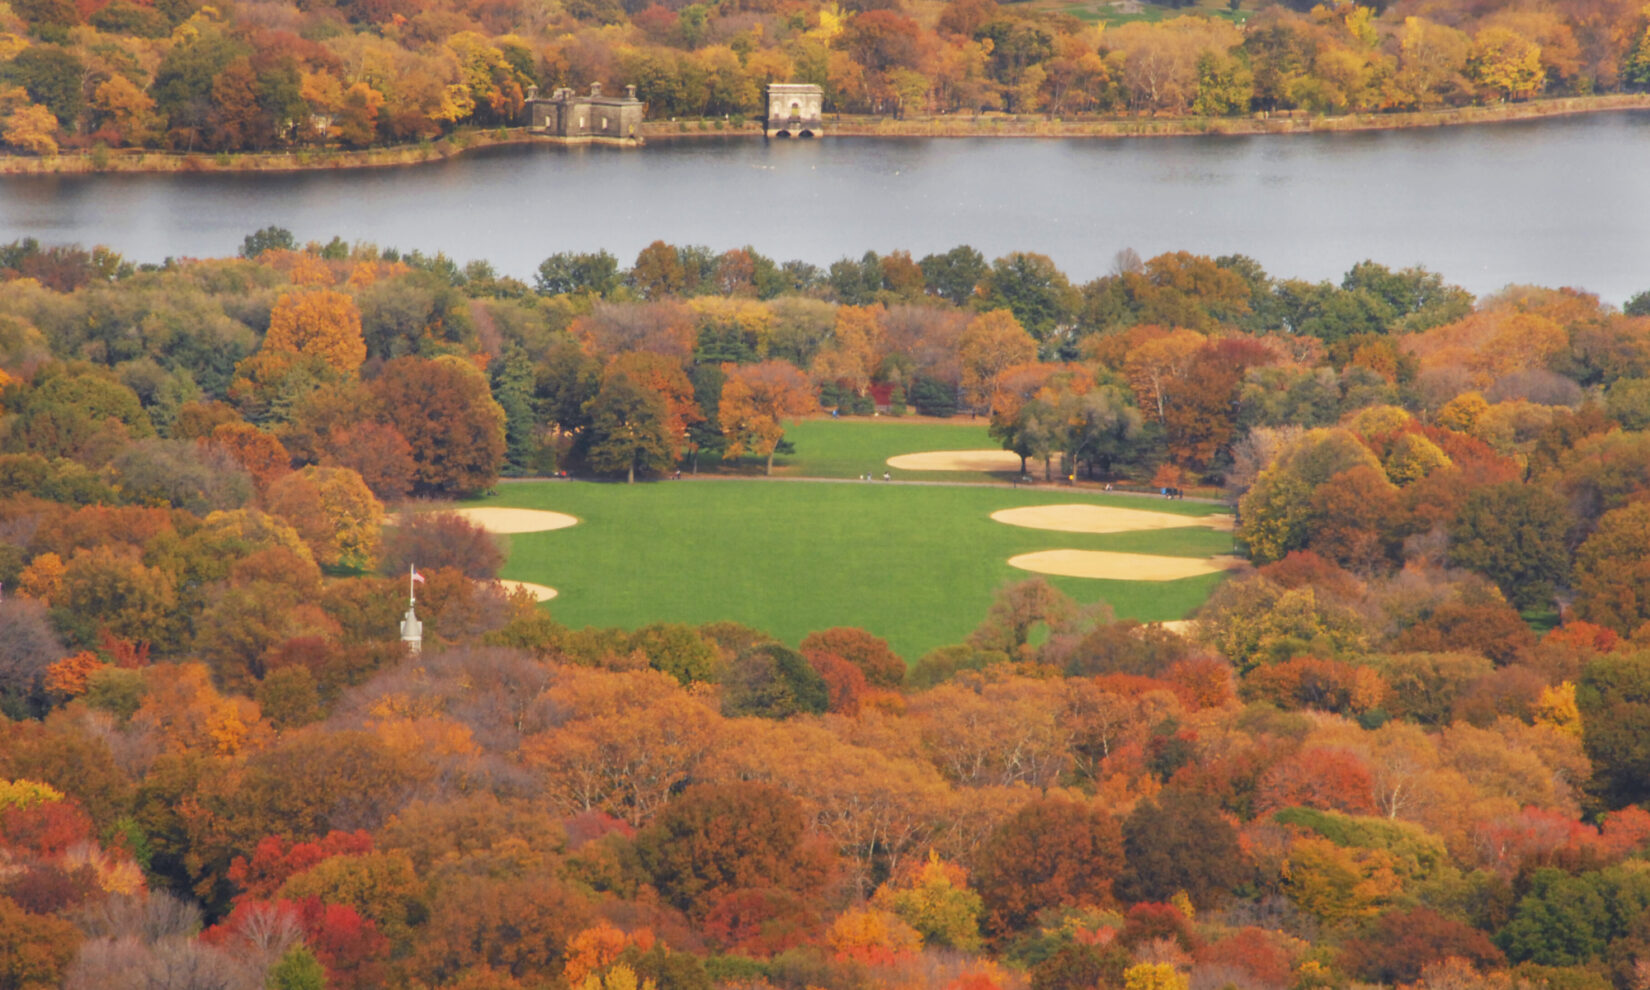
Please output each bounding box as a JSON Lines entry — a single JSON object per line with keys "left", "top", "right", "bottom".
{"left": 766, "top": 83, "right": 824, "bottom": 139}
{"left": 525, "top": 83, "right": 645, "bottom": 145}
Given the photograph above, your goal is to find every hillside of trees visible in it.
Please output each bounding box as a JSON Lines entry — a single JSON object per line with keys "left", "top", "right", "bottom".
{"left": 7, "top": 232, "right": 1650, "bottom": 988}
{"left": 2, "top": 0, "right": 1650, "bottom": 156}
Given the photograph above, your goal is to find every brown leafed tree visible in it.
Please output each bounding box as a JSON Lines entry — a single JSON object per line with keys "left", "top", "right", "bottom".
{"left": 718, "top": 360, "right": 817, "bottom": 475}
{"left": 975, "top": 796, "right": 1123, "bottom": 934}
{"left": 371, "top": 356, "right": 507, "bottom": 496}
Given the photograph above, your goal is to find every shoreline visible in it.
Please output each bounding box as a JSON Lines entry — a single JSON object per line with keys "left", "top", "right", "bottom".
{"left": 1, "top": 94, "right": 1645, "bottom": 176}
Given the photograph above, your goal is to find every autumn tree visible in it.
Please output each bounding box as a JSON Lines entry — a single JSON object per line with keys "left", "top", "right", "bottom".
{"left": 320, "top": 421, "right": 415, "bottom": 501}
{"left": 975, "top": 797, "right": 1123, "bottom": 934}
{"left": 1239, "top": 428, "right": 1388, "bottom": 564}
{"left": 371, "top": 356, "right": 507, "bottom": 495}
{"left": 0, "top": 895, "right": 80, "bottom": 990}
{"left": 718, "top": 361, "right": 816, "bottom": 475}
{"left": 209, "top": 421, "right": 292, "bottom": 493}
{"left": 584, "top": 371, "right": 677, "bottom": 484}
{"left": 265, "top": 465, "right": 383, "bottom": 570}
{"left": 1447, "top": 481, "right": 1571, "bottom": 610}
{"left": 1339, "top": 906, "right": 1504, "bottom": 985}
{"left": 3, "top": 103, "right": 59, "bottom": 156}
{"left": 723, "top": 644, "right": 830, "bottom": 719}
{"left": 636, "top": 781, "right": 835, "bottom": 917}
{"left": 799, "top": 627, "right": 905, "bottom": 689}
{"left": 262, "top": 289, "right": 367, "bottom": 377}
{"left": 1573, "top": 502, "right": 1650, "bottom": 634}
{"left": 870, "top": 853, "right": 985, "bottom": 952}
{"left": 409, "top": 874, "right": 594, "bottom": 987}
{"left": 1117, "top": 789, "right": 1247, "bottom": 909}
{"left": 1577, "top": 651, "right": 1650, "bottom": 807}
{"left": 958, "top": 310, "right": 1037, "bottom": 413}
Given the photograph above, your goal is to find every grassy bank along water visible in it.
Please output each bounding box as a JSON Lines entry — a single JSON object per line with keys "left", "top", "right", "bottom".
{"left": 2, "top": 94, "right": 1647, "bottom": 175}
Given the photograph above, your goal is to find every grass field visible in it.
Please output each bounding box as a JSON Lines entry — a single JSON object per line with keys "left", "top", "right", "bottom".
{"left": 474, "top": 480, "right": 1233, "bottom": 663}
{"left": 765, "top": 417, "right": 1006, "bottom": 482}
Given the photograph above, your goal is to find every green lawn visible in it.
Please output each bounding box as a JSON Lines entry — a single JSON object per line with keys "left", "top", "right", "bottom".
{"left": 761, "top": 417, "right": 1008, "bottom": 482}
{"left": 475, "top": 480, "right": 1233, "bottom": 663}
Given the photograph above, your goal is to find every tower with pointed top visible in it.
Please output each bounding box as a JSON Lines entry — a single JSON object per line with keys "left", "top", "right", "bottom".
{"left": 400, "top": 603, "right": 422, "bottom": 655}
{"left": 400, "top": 564, "right": 423, "bottom": 655}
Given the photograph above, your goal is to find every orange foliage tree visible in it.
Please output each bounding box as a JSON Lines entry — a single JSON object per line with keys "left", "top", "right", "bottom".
{"left": 718, "top": 360, "right": 817, "bottom": 475}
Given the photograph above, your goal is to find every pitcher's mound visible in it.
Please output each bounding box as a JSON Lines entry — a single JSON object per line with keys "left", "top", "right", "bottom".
{"left": 992, "top": 504, "right": 1233, "bottom": 534}
{"left": 453, "top": 507, "right": 579, "bottom": 533}
{"left": 1008, "top": 549, "right": 1243, "bottom": 581}
{"left": 887, "top": 450, "right": 1025, "bottom": 472}
{"left": 498, "top": 579, "right": 558, "bottom": 601}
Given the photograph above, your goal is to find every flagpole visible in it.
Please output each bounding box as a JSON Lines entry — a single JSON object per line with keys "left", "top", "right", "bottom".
{"left": 409, "top": 563, "right": 415, "bottom": 606}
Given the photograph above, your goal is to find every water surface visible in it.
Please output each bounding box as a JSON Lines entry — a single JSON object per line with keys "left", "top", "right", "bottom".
{"left": 2, "top": 111, "right": 1647, "bottom": 301}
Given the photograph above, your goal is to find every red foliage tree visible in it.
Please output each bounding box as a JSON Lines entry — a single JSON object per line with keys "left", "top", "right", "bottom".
{"left": 798, "top": 628, "right": 906, "bottom": 689}
{"left": 0, "top": 800, "right": 94, "bottom": 858}
{"left": 975, "top": 797, "right": 1123, "bottom": 934}
{"left": 1256, "top": 746, "right": 1377, "bottom": 815}
{"left": 700, "top": 887, "right": 820, "bottom": 957}
{"left": 1193, "top": 927, "right": 1294, "bottom": 989}
{"left": 635, "top": 782, "right": 836, "bottom": 918}
{"left": 805, "top": 650, "right": 870, "bottom": 716}
{"left": 1338, "top": 906, "right": 1503, "bottom": 986}
{"left": 321, "top": 421, "right": 416, "bottom": 502}
{"left": 1162, "top": 657, "right": 1234, "bottom": 710}
{"left": 227, "top": 830, "right": 374, "bottom": 904}
{"left": 1120, "top": 902, "right": 1198, "bottom": 951}
{"left": 1257, "top": 553, "right": 1365, "bottom": 601}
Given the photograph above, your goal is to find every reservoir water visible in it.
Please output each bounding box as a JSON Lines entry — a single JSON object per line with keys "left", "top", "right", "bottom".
{"left": 2, "top": 110, "right": 1648, "bottom": 303}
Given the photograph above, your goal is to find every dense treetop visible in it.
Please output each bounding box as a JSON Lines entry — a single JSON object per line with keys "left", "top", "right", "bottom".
{"left": 1, "top": 0, "right": 1650, "bottom": 155}
{"left": 5, "top": 232, "right": 1650, "bottom": 988}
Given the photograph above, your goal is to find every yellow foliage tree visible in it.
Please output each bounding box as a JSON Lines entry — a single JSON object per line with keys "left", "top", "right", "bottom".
{"left": 1283, "top": 835, "right": 1399, "bottom": 925}
{"left": 564, "top": 922, "right": 657, "bottom": 986}
{"left": 958, "top": 309, "right": 1037, "bottom": 412}
{"left": 265, "top": 464, "right": 383, "bottom": 570}
{"left": 870, "top": 850, "right": 985, "bottom": 952}
{"left": 827, "top": 908, "right": 923, "bottom": 963}
{"left": 580, "top": 962, "right": 656, "bottom": 990}
{"left": 1533, "top": 681, "right": 1582, "bottom": 738}
{"left": 44, "top": 651, "right": 101, "bottom": 697}
{"left": 0, "top": 778, "right": 65, "bottom": 812}
{"left": 3, "top": 101, "right": 59, "bottom": 155}
{"left": 1467, "top": 26, "right": 1545, "bottom": 100}
{"left": 18, "top": 551, "right": 64, "bottom": 602}
{"left": 1123, "top": 328, "right": 1204, "bottom": 424}
{"left": 262, "top": 288, "right": 367, "bottom": 376}
{"left": 1436, "top": 391, "right": 1489, "bottom": 434}
{"left": 1124, "top": 962, "right": 1189, "bottom": 990}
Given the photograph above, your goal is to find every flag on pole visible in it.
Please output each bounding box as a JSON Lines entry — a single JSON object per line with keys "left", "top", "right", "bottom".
{"left": 411, "top": 568, "right": 426, "bottom": 585}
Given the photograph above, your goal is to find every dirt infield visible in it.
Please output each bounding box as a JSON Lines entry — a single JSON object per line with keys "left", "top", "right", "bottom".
{"left": 886, "top": 450, "right": 1026, "bottom": 472}
{"left": 1008, "top": 550, "right": 1243, "bottom": 581}
{"left": 991, "top": 504, "right": 1234, "bottom": 534}
{"left": 498, "top": 579, "right": 558, "bottom": 602}
{"left": 452, "top": 507, "right": 579, "bottom": 533}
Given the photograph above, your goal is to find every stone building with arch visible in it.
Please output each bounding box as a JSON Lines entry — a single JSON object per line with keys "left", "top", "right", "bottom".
{"left": 766, "top": 83, "right": 824, "bottom": 139}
